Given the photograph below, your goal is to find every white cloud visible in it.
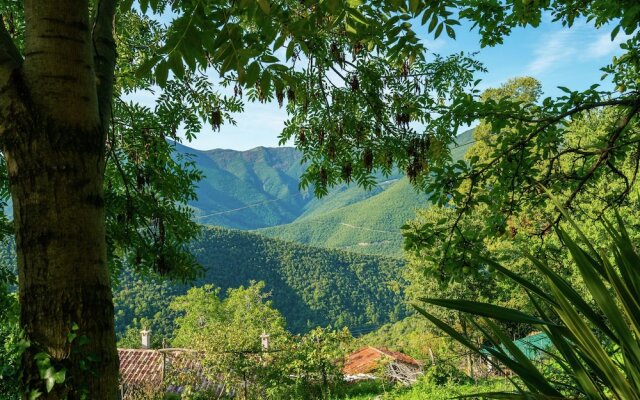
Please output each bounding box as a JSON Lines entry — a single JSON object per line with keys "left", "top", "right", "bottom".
{"left": 526, "top": 24, "right": 629, "bottom": 75}
{"left": 586, "top": 31, "right": 630, "bottom": 58}
{"left": 527, "top": 28, "right": 578, "bottom": 74}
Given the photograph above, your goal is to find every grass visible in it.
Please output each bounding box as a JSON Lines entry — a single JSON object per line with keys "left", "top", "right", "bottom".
{"left": 340, "top": 378, "right": 514, "bottom": 400}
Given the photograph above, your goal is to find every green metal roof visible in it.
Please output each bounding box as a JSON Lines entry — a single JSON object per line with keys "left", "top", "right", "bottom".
{"left": 482, "top": 332, "right": 553, "bottom": 360}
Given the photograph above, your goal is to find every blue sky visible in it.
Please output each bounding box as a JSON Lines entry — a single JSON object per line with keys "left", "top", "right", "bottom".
{"left": 133, "top": 15, "right": 629, "bottom": 151}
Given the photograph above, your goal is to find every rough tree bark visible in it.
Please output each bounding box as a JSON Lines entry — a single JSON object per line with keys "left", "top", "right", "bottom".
{"left": 0, "top": 0, "right": 118, "bottom": 398}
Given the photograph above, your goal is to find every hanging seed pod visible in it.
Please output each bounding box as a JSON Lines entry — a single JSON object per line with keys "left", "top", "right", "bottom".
{"left": 287, "top": 87, "right": 296, "bottom": 104}
{"left": 135, "top": 251, "right": 142, "bottom": 267}
{"left": 171, "top": 125, "right": 178, "bottom": 140}
{"left": 401, "top": 59, "right": 410, "bottom": 78}
{"left": 330, "top": 42, "right": 340, "bottom": 60}
{"left": 211, "top": 108, "right": 222, "bottom": 131}
{"left": 317, "top": 128, "right": 325, "bottom": 145}
{"left": 363, "top": 148, "right": 373, "bottom": 172}
{"left": 508, "top": 225, "right": 518, "bottom": 238}
{"left": 276, "top": 87, "right": 284, "bottom": 108}
{"left": 385, "top": 153, "right": 393, "bottom": 169}
{"left": 327, "top": 140, "right": 337, "bottom": 160}
{"left": 354, "top": 126, "right": 365, "bottom": 145}
{"left": 330, "top": 42, "right": 345, "bottom": 67}
{"left": 415, "top": 157, "right": 424, "bottom": 175}
{"left": 413, "top": 78, "right": 421, "bottom": 94}
{"left": 350, "top": 75, "right": 360, "bottom": 91}
{"left": 353, "top": 42, "right": 363, "bottom": 57}
{"left": 319, "top": 167, "right": 328, "bottom": 188}
{"left": 395, "top": 113, "right": 410, "bottom": 128}
{"left": 407, "top": 137, "right": 419, "bottom": 158}
{"left": 234, "top": 84, "right": 243, "bottom": 98}
{"left": 341, "top": 163, "right": 353, "bottom": 183}
{"left": 375, "top": 125, "right": 382, "bottom": 138}
{"left": 298, "top": 128, "right": 306, "bottom": 145}
{"left": 406, "top": 163, "right": 417, "bottom": 183}
{"left": 136, "top": 172, "right": 145, "bottom": 190}
{"left": 126, "top": 201, "right": 134, "bottom": 221}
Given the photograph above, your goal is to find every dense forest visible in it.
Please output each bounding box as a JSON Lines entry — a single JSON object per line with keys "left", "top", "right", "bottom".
{"left": 258, "top": 178, "right": 429, "bottom": 257}
{"left": 113, "top": 227, "right": 408, "bottom": 342}
{"left": 1, "top": 0, "right": 639, "bottom": 397}
{"left": 178, "top": 143, "right": 408, "bottom": 229}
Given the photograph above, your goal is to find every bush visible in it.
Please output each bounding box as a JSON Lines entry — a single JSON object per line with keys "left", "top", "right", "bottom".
{"left": 423, "top": 363, "right": 469, "bottom": 386}
{"left": 417, "top": 210, "right": 640, "bottom": 398}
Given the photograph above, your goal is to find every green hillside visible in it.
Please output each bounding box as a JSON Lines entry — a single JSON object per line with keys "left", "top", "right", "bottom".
{"left": 256, "top": 129, "right": 475, "bottom": 257}
{"left": 113, "top": 227, "right": 408, "bottom": 340}
{"left": 176, "top": 143, "right": 402, "bottom": 229}
{"left": 177, "top": 144, "right": 309, "bottom": 229}
{"left": 258, "top": 178, "right": 429, "bottom": 257}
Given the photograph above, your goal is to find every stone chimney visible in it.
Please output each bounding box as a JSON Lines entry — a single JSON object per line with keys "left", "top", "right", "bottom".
{"left": 260, "top": 331, "right": 270, "bottom": 351}
{"left": 141, "top": 329, "right": 151, "bottom": 349}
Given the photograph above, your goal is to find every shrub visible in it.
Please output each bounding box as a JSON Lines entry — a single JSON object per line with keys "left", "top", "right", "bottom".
{"left": 423, "top": 363, "right": 469, "bottom": 386}
{"left": 416, "top": 208, "right": 640, "bottom": 399}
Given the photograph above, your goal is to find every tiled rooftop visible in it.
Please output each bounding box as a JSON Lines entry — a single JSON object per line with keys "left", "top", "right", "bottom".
{"left": 118, "top": 349, "right": 164, "bottom": 385}
{"left": 343, "top": 346, "right": 422, "bottom": 375}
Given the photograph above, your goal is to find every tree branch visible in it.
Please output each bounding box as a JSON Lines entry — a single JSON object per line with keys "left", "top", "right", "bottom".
{"left": 0, "top": 14, "right": 21, "bottom": 84}
{"left": 541, "top": 100, "right": 640, "bottom": 233}
{"left": 92, "top": 0, "right": 118, "bottom": 136}
{"left": 0, "top": 14, "right": 25, "bottom": 147}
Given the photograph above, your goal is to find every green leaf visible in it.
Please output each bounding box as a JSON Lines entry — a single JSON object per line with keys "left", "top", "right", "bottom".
{"left": 434, "top": 23, "right": 443, "bottom": 39}
{"left": 484, "top": 319, "right": 562, "bottom": 397}
{"left": 120, "top": 0, "right": 135, "bottom": 12}
{"left": 245, "top": 61, "right": 260, "bottom": 87}
{"left": 155, "top": 60, "right": 170, "bottom": 87}
{"left": 261, "top": 54, "right": 279, "bottom": 63}
{"left": 446, "top": 25, "right": 455, "bottom": 39}
{"left": 168, "top": 52, "right": 185, "bottom": 79}
{"left": 479, "top": 256, "right": 556, "bottom": 305}
{"left": 611, "top": 24, "right": 621, "bottom": 40}
{"left": 409, "top": 0, "right": 419, "bottom": 14}
{"left": 257, "top": 0, "right": 271, "bottom": 14}
{"left": 53, "top": 369, "right": 66, "bottom": 384}
{"left": 45, "top": 377, "right": 54, "bottom": 393}
{"left": 419, "top": 298, "right": 556, "bottom": 326}
{"left": 286, "top": 40, "right": 296, "bottom": 61}
{"left": 522, "top": 250, "right": 616, "bottom": 341}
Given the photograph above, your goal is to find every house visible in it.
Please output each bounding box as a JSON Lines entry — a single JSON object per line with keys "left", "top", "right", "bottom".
{"left": 118, "top": 331, "right": 221, "bottom": 399}
{"left": 342, "top": 346, "right": 423, "bottom": 385}
{"left": 482, "top": 331, "right": 553, "bottom": 374}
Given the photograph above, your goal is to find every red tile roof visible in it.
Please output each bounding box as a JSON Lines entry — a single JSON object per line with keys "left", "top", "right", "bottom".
{"left": 343, "top": 347, "right": 422, "bottom": 375}
{"left": 118, "top": 349, "right": 164, "bottom": 385}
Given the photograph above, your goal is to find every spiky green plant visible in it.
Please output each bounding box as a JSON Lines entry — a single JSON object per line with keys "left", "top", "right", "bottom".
{"left": 416, "top": 211, "right": 640, "bottom": 399}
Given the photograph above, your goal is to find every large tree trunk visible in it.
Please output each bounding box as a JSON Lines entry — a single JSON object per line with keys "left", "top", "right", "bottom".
{"left": 0, "top": 0, "right": 118, "bottom": 398}
{"left": 7, "top": 124, "right": 118, "bottom": 399}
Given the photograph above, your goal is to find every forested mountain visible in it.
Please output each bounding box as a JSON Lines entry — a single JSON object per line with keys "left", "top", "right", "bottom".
{"left": 113, "top": 227, "right": 407, "bottom": 340}
{"left": 258, "top": 178, "right": 428, "bottom": 257}
{"left": 181, "top": 144, "right": 307, "bottom": 229}
{"left": 179, "top": 143, "right": 405, "bottom": 229}
{"left": 177, "top": 129, "right": 474, "bottom": 256}
{"left": 256, "top": 129, "right": 475, "bottom": 257}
